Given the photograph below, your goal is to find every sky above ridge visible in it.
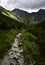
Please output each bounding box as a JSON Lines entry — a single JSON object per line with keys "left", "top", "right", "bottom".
{"left": 0, "top": 0, "right": 45, "bottom": 13}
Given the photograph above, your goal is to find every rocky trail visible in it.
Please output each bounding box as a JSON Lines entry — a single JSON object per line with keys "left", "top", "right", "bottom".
{"left": 0, "top": 33, "right": 24, "bottom": 65}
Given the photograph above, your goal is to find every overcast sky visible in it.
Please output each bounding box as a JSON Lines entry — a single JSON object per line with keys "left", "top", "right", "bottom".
{"left": 0, "top": 0, "right": 45, "bottom": 13}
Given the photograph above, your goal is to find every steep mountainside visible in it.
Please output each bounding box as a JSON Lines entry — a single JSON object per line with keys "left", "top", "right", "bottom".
{"left": 12, "top": 9, "right": 32, "bottom": 23}
{"left": 12, "top": 9, "right": 30, "bottom": 18}
{"left": 0, "top": 6, "right": 24, "bottom": 29}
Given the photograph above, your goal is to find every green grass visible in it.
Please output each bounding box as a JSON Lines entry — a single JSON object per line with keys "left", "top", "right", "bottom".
{"left": 22, "top": 30, "right": 40, "bottom": 65}
{"left": 0, "top": 29, "right": 18, "bottom": 58}
{"left": 21, "top": 23, "right": 45, "bottom": 65}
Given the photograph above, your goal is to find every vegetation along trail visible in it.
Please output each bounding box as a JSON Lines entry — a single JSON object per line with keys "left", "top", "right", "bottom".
{"left": 0, "top": 33, "right": 24, "bottom": 65}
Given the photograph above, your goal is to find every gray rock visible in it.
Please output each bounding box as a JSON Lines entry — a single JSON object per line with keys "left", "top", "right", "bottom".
{"left": 10, "top": 62, "right": 14, "bottom": 65}
{"left": 9, "top": 52, "right": 13, "bottom": 55}
{"left": 18, "top": 49, "right": 23, "bottom": 53}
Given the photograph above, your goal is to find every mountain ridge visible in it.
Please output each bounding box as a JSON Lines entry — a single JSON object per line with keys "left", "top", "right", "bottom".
{"left": 12, "top": 8, "right": 45, "bottom": 23}
{"left": 12, "top": 8, "right": 30, "bottom": 19}
{"left": 31, "top": 9, "right": 45, "bottom": 22}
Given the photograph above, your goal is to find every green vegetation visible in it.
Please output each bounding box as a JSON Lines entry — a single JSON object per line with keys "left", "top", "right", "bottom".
{"left": 0, "top": 6, "right": 19, "bottom": 21}
{"left": 22, "top": 30, "right": 40, "bottom": 65}
{"left": 21, "top": 12, "right": 45, "bottom": 65}
{"left": 0, "top": 29, "right": 18, "bottom": 58}
{"left": 22, "top": 20, "right": 45, "bottom": 65}
{"left": 0, "top": 11, "right": 23, "bottom": 29}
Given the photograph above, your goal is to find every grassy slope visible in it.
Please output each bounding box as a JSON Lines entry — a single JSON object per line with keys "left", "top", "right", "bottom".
{"left": 0, "top": 6, "right": 23, "bottom": 29}
{"left": 0, "top": 6, "right": 22, "bottom": 58}
{"left": 0, "top": 6, "right": 19, "bottom": 21}
{"left": 0, "top": 29, "right": 18, "bottom": 58}
{"left": 22, "top": 30, "right": 40, "bottom": 65}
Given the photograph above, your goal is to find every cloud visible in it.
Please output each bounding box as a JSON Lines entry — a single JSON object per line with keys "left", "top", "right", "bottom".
{"left": 0, "top": 0, "right": 8, "bottom": 8}
{"left": 6, "top": 0, "right": 45, "bottom": 9}
{"left": 0, "top": 0, "right": 45, "bottom": 12}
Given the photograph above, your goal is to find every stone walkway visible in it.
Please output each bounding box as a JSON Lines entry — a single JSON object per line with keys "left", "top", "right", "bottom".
{"left": 0, "top": 33, "right": 24, "bottom": 65}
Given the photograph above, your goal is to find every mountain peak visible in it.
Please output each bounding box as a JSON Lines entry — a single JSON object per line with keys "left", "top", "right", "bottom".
{"left": 38, "top": 9, "right": 45, "bottom": 13}
{"left": 12, "top": 8, "right": 28, "bottom": 13}
{"left": 12, "top": 8, "right": 31, "bottom": 19}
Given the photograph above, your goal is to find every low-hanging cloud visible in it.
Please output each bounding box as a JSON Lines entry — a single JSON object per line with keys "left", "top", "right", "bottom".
{"left": 0, "top": 0, "right": 45, "bottom": 12}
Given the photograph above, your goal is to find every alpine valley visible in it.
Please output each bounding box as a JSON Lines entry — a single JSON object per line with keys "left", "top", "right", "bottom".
{"left": 0, "top": 6, "right": 45, "bottom": 65}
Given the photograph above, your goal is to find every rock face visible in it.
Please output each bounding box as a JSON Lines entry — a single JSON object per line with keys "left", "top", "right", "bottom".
{"left": 0, "top": 33, "right": 24, "bottom": 65}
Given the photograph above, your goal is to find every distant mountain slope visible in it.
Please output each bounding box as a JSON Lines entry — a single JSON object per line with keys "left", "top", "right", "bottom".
{"left": 12, "top": 9, "right": 30, "bottom": 18}
{"left": 31, "top": 9, "right": 45, "bottom": 22}
{"left": 12, "top": 8, "right": 32, "bottom": 24}
{"left": 12, "top": 9, "right": 45, "bottom": 23}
